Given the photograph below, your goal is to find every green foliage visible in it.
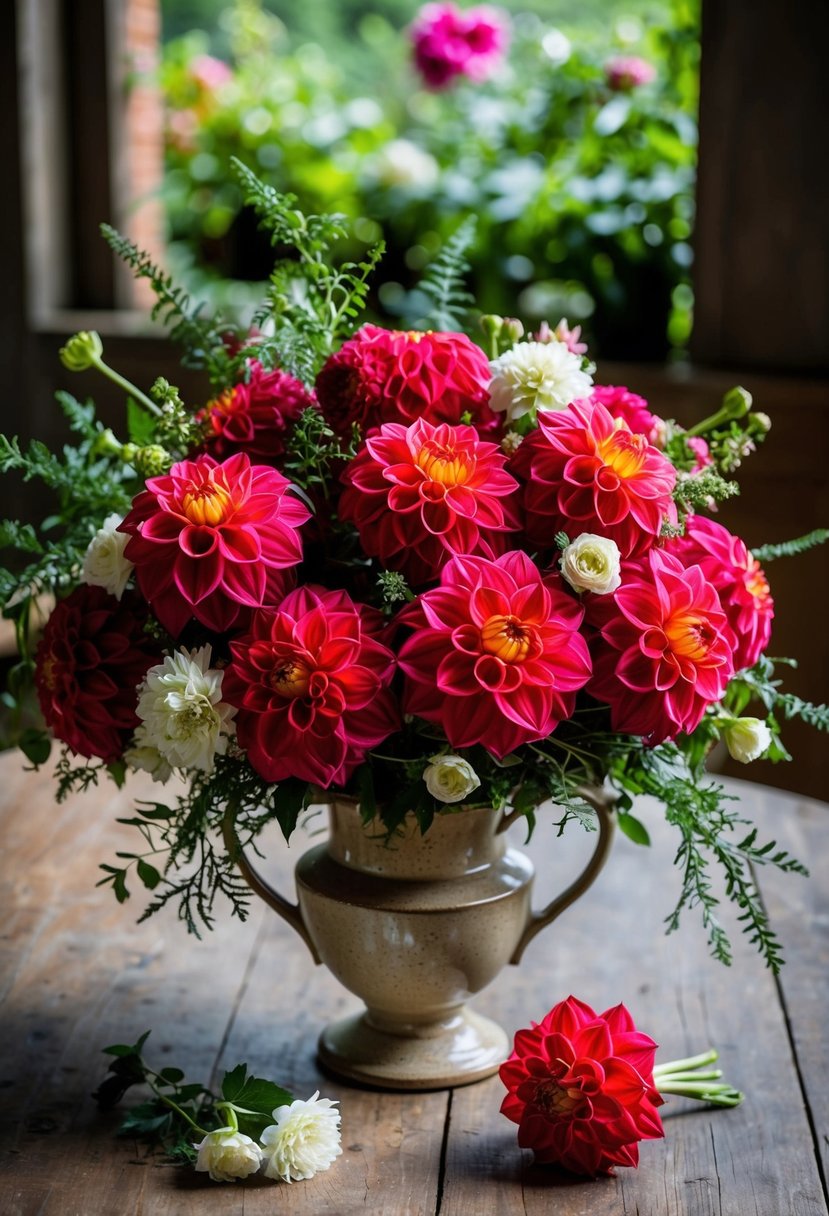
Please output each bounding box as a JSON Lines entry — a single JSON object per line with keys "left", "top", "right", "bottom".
{"left": 752, "top": 528, "right": 829, "bottom": 563}
{"left": 417, "top": 216, "right": 477, "bottom": 332}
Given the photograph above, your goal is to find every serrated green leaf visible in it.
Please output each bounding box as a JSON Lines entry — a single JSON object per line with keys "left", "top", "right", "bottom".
{"left": 617, "top": 811, "right": 651, "bottom": 847}
{"left": 221, "top": 1064, "right": 292, "bottom": 1116}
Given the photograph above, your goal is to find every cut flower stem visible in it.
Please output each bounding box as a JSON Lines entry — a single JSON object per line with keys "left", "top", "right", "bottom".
{"left": 653, "top": 1049, "right": 744, "bottom": 1108}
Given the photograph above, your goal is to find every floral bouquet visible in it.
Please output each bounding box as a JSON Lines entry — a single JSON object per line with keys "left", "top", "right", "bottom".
{"left": 1, "top": 161, "right": 826, "bottom": 975}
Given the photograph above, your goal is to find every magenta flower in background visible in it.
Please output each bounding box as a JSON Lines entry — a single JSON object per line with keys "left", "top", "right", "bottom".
{"left": 411, "top": 3, "right": 508, "bottom": 90}
{"left": 605, "top": 55, "right": 656, "bottom": 91}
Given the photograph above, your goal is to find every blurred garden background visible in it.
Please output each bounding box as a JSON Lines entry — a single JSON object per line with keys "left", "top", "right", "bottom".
{"left": 155, "top": 0, "right": 699, "bottom": 361}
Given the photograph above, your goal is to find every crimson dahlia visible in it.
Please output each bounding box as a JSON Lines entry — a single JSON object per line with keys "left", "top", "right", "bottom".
{"left": 586, "top": 548, "right": 735, "bottom": 743}
{"left": 315, "top": 324, "right": 497, "bottom": 439}
{"left": 339, "top": 418, "right": 521, "bottom": 586}
{"left": 512, "top": 397, "right": 676, "bottom": 557}
{"left": 202, "top": 359, "right": 315, "bottom": 462}
{"left": 119, "top": 452, "right": 310, "bottom": 637}
{"left": 499, "top": 996, "right": 664, "bottom": 1175}
{"left": 398, "top": 551, "right": 591, "bottom": 758}
{"left": 590, "top": 385, "right": 659, "bottom": 442}
{"left": 34, "top": 585, "right": 159, "bottom": 763}
{"left": 224, "top": 587, "right": 399, "bottom": 788}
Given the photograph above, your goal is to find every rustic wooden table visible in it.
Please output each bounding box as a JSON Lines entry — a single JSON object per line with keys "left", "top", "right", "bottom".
{"left": 0, "top": 752, "right": 826, "bottom": 1216}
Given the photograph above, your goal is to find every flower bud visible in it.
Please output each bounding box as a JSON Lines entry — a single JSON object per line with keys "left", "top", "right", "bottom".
{"left": 59, "top": 330, "right": 103, "bottom": 372}
{"left": 559, "top": 533, "right": 622, "bottom": 595}
{"left": 423, "top": 754, "right": 481, "bottom": 804}
{"left": 480, "top": 314, "right": 505, "bottom": 340}
{"left": 133, "top": 444, "right": 173, "bottom": 477}
{"left": 723, "top": 717, "right": 772, "bottom": 764}
{"left": 749, "top": 411, "right": 772, "bottom": 435}
{"left": 194, "top": 1128, "right": 263, "bottom": 1182}
{"left": 503, "top": 317, "right": 525, "bottom": 343}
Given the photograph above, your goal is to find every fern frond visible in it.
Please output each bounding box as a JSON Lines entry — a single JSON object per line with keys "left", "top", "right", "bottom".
{"left": 776, "top": 694, "right": 829, "bottom": 731}
{"left": 752, "top": 528, "right": 829, "bottom": 562}
{"left": 417, "top": 216, "right": 477, "bottom": 332}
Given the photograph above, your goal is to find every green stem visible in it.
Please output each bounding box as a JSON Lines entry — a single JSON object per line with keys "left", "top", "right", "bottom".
{"left": 654, "top": 1069, "right": 723, "bottom": 1084}
{"left": 92, "top": 356, "right": 162, "bottom": 417}
{"left": 658, "top": 1081, "right": 744, "bottom": 1107}
{"left": 215, "top": 1102, "right": 239, "bottom": 1132}
{"left": 147, "top": 1080, "right": 209, "bottom": 1135}
{"left": 653, "top": 1050, "right": 718, "bottom": 1076}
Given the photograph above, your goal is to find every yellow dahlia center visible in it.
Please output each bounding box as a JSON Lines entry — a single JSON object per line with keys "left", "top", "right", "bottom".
{"left": 666, "top": 613, "right": 714, "bottom": 661}
{"left": 416, "top": 440, "right": 470, "bottom": 486}
{"left": 746, "top": 560, "right": 770, "bottom": 601}
{"left": 481, "top": 615, "right": 534, "bottom": 664}
{"left": 598, "top": 429, "right": 647, "bottom": 480}
{"left": 534, "top": 1079, "right": 583, "bottom": 1120}
{"left": 212, "top": 387, "right": 238, "bottom": 418}
{"left": 270, "top": 659, "right": 311, "bottom": 698}
{"left": 182, "top": 484, "right": 232, "bottom": 526}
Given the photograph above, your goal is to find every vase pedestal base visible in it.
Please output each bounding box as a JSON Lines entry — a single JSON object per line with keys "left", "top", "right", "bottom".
{"left": 317, "top": 1007, "right": 508, "bottom": 1091}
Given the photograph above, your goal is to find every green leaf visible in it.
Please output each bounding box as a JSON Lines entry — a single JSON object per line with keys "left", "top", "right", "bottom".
{"left": 220, "top": 1064, "right": 292, "bottom": 1117}
{"left": 126, "top": 398, "right": 155, "bottom": 446}
{"left": 136, "top": 859, "right": 162, "bottom": 890}
{"left": 270, "top": 778, "right": 308, "bottom": 842}
{"left": 158, "top": 1066, "right": 185, "bottom": 1085}
{"left": 617, "top": 811, "right": 651, "bottom": 847}
{"left": 19, "top": 729, "right": 51, "bottom": 767}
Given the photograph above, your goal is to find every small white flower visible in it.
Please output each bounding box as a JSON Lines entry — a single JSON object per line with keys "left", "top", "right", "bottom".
{"left": 124, "top": 729, "right": 174, "bottom": 784}
{"left": 134, "top": 646, "right": 236, "bottom": 774}
{"left": 260, "top": 1092, "right": 342, "bottom": 1183}
{"left": 560, "top": 534, "right": 622, "bottom": 596}
{"left": 81, "top": 513, "right": 134, "bottom": 599}
{"left": 194, "top": 1127, "right": 263, "bottom": 1182}
{"left": 723, "top": 717, "right": 772, "bottom": 764}
{"left": 423, "top": 755, "right": 481, "bottom": 804}
{"left": 488, "top": 340, "right": 593, "bottom": 424}
{"left": 373, "top": 139, "right": 440, "bottom": 190}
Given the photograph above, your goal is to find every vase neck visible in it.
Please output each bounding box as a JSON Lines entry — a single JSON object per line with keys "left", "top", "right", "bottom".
{"left": 327, "top": 799, "right": 505, "bottom": 879}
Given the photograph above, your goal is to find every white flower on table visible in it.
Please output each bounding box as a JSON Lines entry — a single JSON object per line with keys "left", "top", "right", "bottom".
{"left": 133, "top": 645, "right": 236, "bottom": 774}
{"left": 194, "top": 1127, "right": 263, "bottom": 1182}
{"left": 488, "top": 340, "right": 593, "bottom": 424}
{"left": 423, "top": 755, "right": 481, "bottom": 804}
{"left": 81, "top": 513, "right": 133, "bottom": 600}
{"left": 260, "top": 1092, "right": 342, "bottom": 1183}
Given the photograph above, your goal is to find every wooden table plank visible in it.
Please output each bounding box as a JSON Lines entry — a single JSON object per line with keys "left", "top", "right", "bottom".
{"left": 0, "top": 755, "right": 826, "bottom": 1215}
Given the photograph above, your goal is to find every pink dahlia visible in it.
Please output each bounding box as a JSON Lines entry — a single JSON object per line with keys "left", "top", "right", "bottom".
{"left": 35, "top": 585, "right": 159, "bottom": 763}
{"left": 119, "top": 453, "right": 310, "bottom": 637}
{"left": 223, "top": 587, "right": 399, "bottom": 787}
{"left": 666, "top": 515, "right": 773, "bottom": 671}
{"left": 202, "top": 359, "right": 315, "bottom": 462}
{"left": 411, "top": 3, "right": 508, "bottom": 90}
{"left": 586, "top": 548, "right": 735, "bottom": 743}
{"left": 315, "top": 324, "right": 497, "bottom": 440}
{"left": 398, "top": 551, "right": 592, "bottom": 758}
{"left": 512, "top": 397, "right": 677, "bottom": 557}
{"left": 339, "top": 418, "right": 521, "bottom": 585}
{"left": 499, "top": 996, "right": 664, "bottom": 1175}
{"left": 590, "top": 385, "right": 659, "bottom": 443}
{"left": 605, "top": 56, "right": 656, "bottom": 91}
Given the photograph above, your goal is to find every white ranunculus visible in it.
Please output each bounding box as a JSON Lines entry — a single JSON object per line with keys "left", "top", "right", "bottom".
{"left": 423, "top": 755, "right": 481, "bottom": 804}
{"left": 194, "top": 1127, "right": 263, "bottom": 1182}
{"left": 723, "top": 717, "right": 772, "bottom": 764}
{"left": 260, "top": 1092, "right": 342, "bottom": 1183}
{"left": 559, "top": 534, "right": 622, "bottom": 596}
{"left": 81, "top": 513, "right": 134, "bottom": 599}
{"left": 134, "top": 645, "right": 236, "bottom": 775}
{"left": 488, "top": 340, "right": 593, "bottom": 424}
{"left": 373, "top": 139, "right": 440, "bottom": 190}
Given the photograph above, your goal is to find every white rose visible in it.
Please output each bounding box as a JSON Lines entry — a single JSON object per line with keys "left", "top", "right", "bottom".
{"left": 423, "top": 755, "right": 481, "bottom": 804}
{"left": 488, "top": 340, "right": 593, "bottom": 424}
{"left": 194, "top": 1127, "right": 263, "bottom": 1182}
{"left": 81, "top": 513, "right": 134, "bottom": 599}
{"left": 723, "top": 717, "right": 772, "bottom": 764}
{"left": 134, "top": 645, "right": 236, "bottom": 774}
{"left": 260, "top": 1092, "right": 342, "bottom": 1183}
{"left": 559, "top": 534, "right": 622, "bottom": 596}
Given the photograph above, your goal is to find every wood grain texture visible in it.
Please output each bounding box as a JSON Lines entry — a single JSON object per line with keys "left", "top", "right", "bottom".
{"left": 0, "top": 756, "right": 826, "bottom": 1215}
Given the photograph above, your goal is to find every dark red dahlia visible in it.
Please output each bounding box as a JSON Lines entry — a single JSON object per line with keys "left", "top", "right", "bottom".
{"left": 202, "top": 359, "right": 315, "bottom": 462}
{"left": 34, "top": 585, "right": 160, "bottom": 763}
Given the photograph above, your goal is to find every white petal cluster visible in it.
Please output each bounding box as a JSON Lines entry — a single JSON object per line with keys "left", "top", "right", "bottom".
{"left": 488, "top": 340, "right": 593, "bottom": 424}
{"left": 559, "top": 533, "right": 622, "bottom": 596}
{"left": 373, "top": 139, "right": 440, "bottom": 190}
{"left": 194, "top": 1128, "right": 263, "bottom": 1182}
{"left": 260, "top": 1092, "right": 342, "bottom": 1183}
{"left": 723, "top": 717, "right": 772, "bottom": 764}
{"left": 133, "top": 645, "right": 236, "bottom": 775}
{"left": 81, "top": 513, "right": 134, "bottom": 600}
{"left": 123, "top": 738, "right": 173, "bottom": 785}
{"left": 423, "top": 755, "right": 481, "bottom": 804}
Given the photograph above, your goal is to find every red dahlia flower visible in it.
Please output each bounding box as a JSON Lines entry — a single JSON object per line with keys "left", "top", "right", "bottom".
{"left": 315, "top": 324, "right": 497, "bottom": 440}
{"left": 35, "top": 585, "right": 159, "bottom": 763}
{"left": 590, "top": 385, "right": 659, "bottom": 443}
{"left": 499, "top": 996, "right": 664, "bottom": 1175}
{"left": 586, "top": 548, "right": 735, "bottom": 743}
{"left": 120, "top": 452, "right": 310, "bottom": 637}
{"left": 398, "top": 551, "right": 592, "bottom": 758}
{"left": 512, "top": 398, "right": 677, "bottom": 558}
{"left": 339, "top": 418, "right": 521, "bottom": 586}
{"left": 202, "top": 359, "right": 315, "bottom": 462}
{"left": 666, "top": 515, "right": 773, "bottom": 671}
{"left": 411, "top": 3, "right": 508, "bottom": 90}
{"left": 223, "top": 587, "right": 399, "bottom": 787}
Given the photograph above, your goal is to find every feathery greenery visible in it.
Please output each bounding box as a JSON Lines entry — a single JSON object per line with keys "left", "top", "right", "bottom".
{"left": 752, "top": 528, "right": 829, "bottom": 563}
{"left": 417, "top": 216, "right": 477, "bottom": 333}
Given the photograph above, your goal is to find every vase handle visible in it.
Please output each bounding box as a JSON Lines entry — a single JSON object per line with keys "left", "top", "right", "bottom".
{"left": 222, "top": 811, "right": 322, "bottom": 964}
{"left": 508, "top": 787, "right": 616, "bottom": 965}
